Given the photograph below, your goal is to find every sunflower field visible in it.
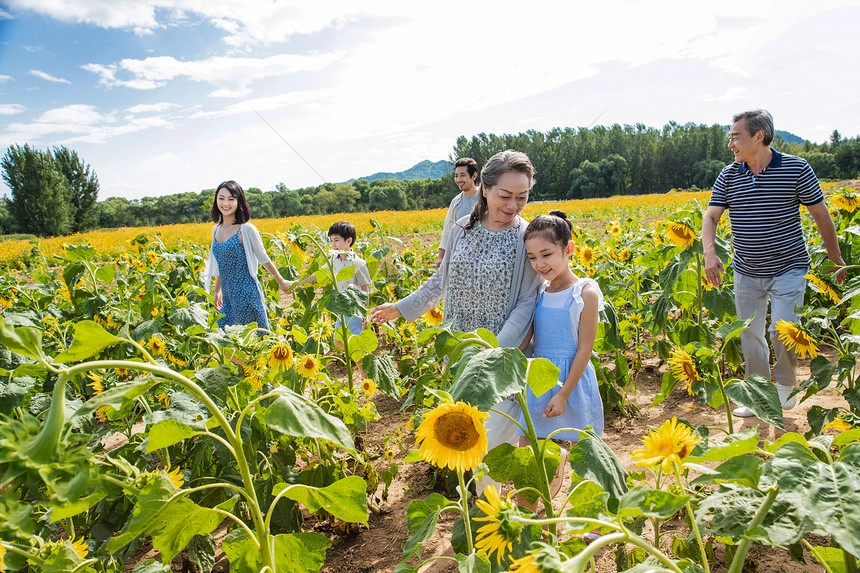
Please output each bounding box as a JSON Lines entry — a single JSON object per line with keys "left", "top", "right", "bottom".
{"left": 0, "top": 185, "right": 859, "bottom": 573}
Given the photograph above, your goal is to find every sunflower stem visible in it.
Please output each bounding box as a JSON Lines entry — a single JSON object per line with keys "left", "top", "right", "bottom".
{"left": 715, "top": 374, "right": 734, "bottom": 434}
{"left": 514, "top": 392, "right": 557, "bottom": 538}
{"left": 458, "top": 470, "right": 474, "bottom": 554}
{"left": 675, "top": 468, "right": 709, "bottom": 573}
{"left": 726, "top": 486, "right": 778, "bottom": 573}
{"left": 695, "top": 251, "right": 704, "bottom": 329}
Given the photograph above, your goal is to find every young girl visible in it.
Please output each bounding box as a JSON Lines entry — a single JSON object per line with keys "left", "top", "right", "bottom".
{"left": 518, "top": 210, "right": 604, "bottom": 502}
{"left": 203, "top": 180, "right": 290, "bottom": 333}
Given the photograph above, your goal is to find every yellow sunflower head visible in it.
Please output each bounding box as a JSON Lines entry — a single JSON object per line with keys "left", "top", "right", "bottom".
{"left": 509, "top": 544, "right": 563, "bottom": 572}
{"left": 361, "top": 378, "right": 377, "bottom": 396}
{"left": 296, "top": 354, "right": 321, "bottom": 378}
{"left": 629, "top": 312, "right": 644, "bottom": 327}
{"left": 474, "top": 485, "right": 523, "bottom": 565}
{"left": 69, "top": 536, "right": 88, "bottom": 559}
{"left": 384, "top": 449, "right": 395, "bottom": 460}
{"left": 310, "top": 317, "right": 334, "bottom": 341}
{"left": 609, "top": 221, "right": 623, "bottom": 236}
{"left": 631, "top": 417, "right": 700, "bottom": 474}
{"left": 619, "top": 247, "right": 632, "bottom": 262}
{"left": 580, "top": 246, "right": 594, "bottom": 266}
{"left": 664, "top": 221, "right": 697, "bottom": 248}
{"left": 398, "top": 322, "right": 418, "bottom": 340}
{"left": 147, "top": 335, "right": 166, "bottom": 357}
{"left": 415, "top": 401, "right": 488, "bottom": 473}
{"left": 775, "top": 320, "right": 819, "bottom": 359}
{"left": 167, "top": 466, "right": 184, "bottom": 489}
{"left": 668, "top": 349, "right": 701, "bottom": 394}
{"left": 423, "top": 306, "right": 444, "bottom": 326}
{"left": 831, "top": 192, "right": 859, "bottom": 213}
{"left": 268, "top": 339, "right": 294, "bottom": 371}
{"left": 805, "top": 273, "right": 841, "bottom": 304}
{"left": 87, "top": 372, "right": 104, "bottom": 395}
{"left": 824, "top": 418, "right": 853, "bottom": 432}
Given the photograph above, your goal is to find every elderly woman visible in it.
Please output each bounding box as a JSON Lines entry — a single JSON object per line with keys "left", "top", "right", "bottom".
{"left": 369, "top": 149, "right": 542, "bottom": 491}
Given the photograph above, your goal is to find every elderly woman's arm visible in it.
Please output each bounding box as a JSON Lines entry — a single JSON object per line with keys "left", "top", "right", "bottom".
{"left": 496, "top": 259, "right": 541, "bottom": 348}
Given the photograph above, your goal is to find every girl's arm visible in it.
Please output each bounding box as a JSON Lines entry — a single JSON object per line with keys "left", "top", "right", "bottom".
{"left": 213, "top": 276, "right": 223, "bottom": 310}
{"left": 261, "top": 261, "right": 290, "bottom": 292}
{"left": 518, "top": 323, "right": 534, "bottom": 353}
{"left": 544, "top": 285, "right": 599, "bottom": 418}
{"left": 286, "top": 272, "right": 317, "bottom": 292}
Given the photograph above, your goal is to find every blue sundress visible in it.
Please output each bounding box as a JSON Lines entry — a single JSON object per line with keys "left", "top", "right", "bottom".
{"left": 211, "top": 230, "right": 269, "bottom": 332}
{"left": 518, "top": 279, "right": 604, "bottom": 441}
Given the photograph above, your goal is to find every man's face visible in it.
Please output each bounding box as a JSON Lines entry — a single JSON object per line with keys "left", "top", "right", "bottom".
{"left": 728, "top": 119, "right": 765, "bottom": 164}
{"left": 454, "top": 166, "right": 476, "bottom": 192}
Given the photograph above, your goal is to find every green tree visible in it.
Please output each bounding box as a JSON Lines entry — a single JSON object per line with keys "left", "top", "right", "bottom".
{"left": 52, "top": 146, "right": 99, "bottom": 232}
{"left": 691, "top": 159, "right": 726, "bottom": 189}
{"left": 1, "top": 144, "right": 74, "bottom": 236}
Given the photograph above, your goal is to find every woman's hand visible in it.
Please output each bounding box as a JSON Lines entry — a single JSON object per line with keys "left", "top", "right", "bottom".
{"left": 276, "top": 277, "right": 291, "bottom": 293}
{"left": 369, "top": 303, "right": 402, "bottom": 324}
{"left": 544, "top": 392, "right": 569, "bottom": 418}
{"left": 214, "top": 290, "right": 223, "bottom": 310}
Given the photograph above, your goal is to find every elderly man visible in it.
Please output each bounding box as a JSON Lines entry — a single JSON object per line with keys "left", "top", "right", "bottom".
{"left": 702, "top": 109, "right": 845, "bottom": 418}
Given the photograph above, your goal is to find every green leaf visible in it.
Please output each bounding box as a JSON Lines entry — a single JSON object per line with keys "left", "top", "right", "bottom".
{"left": 143, "top": 392, "right": 209, "bottom": 431}
{"left": 68, "top": 379, "right": 157, "bottom": 432}
{"left": 650, "top": 370, "right": 679, "bottom": 408}
{"left": 0, "top": 375, "right": 38, "bottom": 415}
{"left": 568, "top": 430, "right": 628, "bottom": 513}
{"left": 222, "top": 529, "right": 261, "bottom": 573}
{"left": 723, "top": 375, "right": 784, "bottom": 429}
{"left": 810, "top": 546, "right": 858, "bottom": 573}
{"left": 834, "top": 428, "right": 860, "bottom": 449}
{"left": 51, "top": 490, "right": 106, "bottom": 521}
{"left": 168, "top": 303, "right": 210, "bottom": 330}
{"left": 274, "top": 476, "right": 368, "bottom": 525}
{"left": 771, "top": 441, "right": 860, "bottom": 555}
{"left": 617, "top": 487, "right": 689, "bottom": 519}
{"left": 95, "top": 263, "right": 116, "bottom": 283}
{"left": 763, "top": 432, "right": 809, "bottom": 454}
{"left": 689, "top": 455, "right": 763, "bottom": 489}
{"left": 272, "top": 532, "right": 332, "bottom": 573}
{"left": 483, "top": 442, "right": 562, "bottom": 504}
{"left": 146, "top": 419, "right": 200, "bottom": 452}
{"left": 455, "top": 551, "right": 492, "bottom": 573}
{"left": 336, "top": 326, "right": 376, "bottom": 362}
{"left": 39, "top": 540, "right": 96, "bottom": 573}
{"left": 0, "top": 318, "right": 47, "bottom": 363}
{"left": 686, "top": 429, "right": 759, "bottom": 463}
{"left": 130, "top": 560, "right": 173, "bottom": 573}
{"left": 704, "top": 288, "right": 736, "bottom": 322}
{"left": 808, "top": 355, "right": 837, "bottom": 392}
{"left": 263, "top": 387, "right": 355, "bottom": 451}
{"left": 527, "top": 357, "right": 561, "bottom": 398}
{"left": 716, "top": 316, "right": 752, "bottom": 349}
{"left": 563, "top": 480, "right": 609, "bottom": 533}
{"left": 449, "top": 347, "right": 527, "bottom": 411}
{"left": 695, "top": 486, "right": 803, "bottom": 547}
{"left": 402, "top": 493, "right": 456, "bottom": 561}
{"left": 336, "top": 265, "right": 356, "bottom": 281}
{"left": 322, "top": 285, "right": 367, "bottom": 319}
{"left": 475, "top": 328, "right": 499, "bottom": 347}
{"left": 64, "top": 244, "right": 96, "bottom": 262}
{"left": 362, "top": 353, "right": 400, "bottom": 399}
{"left": 53, "top": 320, "right": 124, "bottom": 363}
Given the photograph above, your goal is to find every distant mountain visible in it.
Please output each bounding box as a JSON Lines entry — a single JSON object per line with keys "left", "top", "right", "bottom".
{"left": 349, "top": 159, "right": 450, "bottom": 183}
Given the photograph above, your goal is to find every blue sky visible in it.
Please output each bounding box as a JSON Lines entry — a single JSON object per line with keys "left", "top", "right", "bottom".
{"left": 0, "top": 1, "right": 858, "bottom": 201}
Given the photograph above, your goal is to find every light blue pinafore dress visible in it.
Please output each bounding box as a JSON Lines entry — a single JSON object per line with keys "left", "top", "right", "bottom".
{"left": 518, "top": 279, "right": 604, "bottom": 441}
{"left": 211, "top": 230, "right": 269, "bottom": 332}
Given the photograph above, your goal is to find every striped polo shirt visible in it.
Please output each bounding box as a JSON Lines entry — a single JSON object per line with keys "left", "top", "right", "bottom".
{"left": 709, "top": 149, "right": 823, "bottom": 278}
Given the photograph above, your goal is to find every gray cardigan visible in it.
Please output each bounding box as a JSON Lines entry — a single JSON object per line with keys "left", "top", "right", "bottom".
{"left": 396, "top": 215, "right": 541, "bottom": 348}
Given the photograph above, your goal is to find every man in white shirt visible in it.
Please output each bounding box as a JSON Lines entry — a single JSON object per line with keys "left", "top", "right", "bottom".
{"left": 436, "top": 157, "right": 480, "bottom": 267}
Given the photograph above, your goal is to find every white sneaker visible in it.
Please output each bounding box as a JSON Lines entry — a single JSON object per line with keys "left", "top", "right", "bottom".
{"left": 732, "top": 406, "right": 755, "bottom": 418}
{"left": 777, "top": 384, "right": 797, "bottom": 410}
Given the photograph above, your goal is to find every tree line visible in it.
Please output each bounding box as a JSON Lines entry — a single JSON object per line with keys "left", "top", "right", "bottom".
{"left": 2, "top": 123, "right": 860, "bottom": 236}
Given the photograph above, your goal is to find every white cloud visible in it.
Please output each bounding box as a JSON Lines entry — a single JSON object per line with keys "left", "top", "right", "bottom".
{"left": 189, "top": 90, "right": 328, "bottom": 119}
{"left": 125, "top": 102, "right": 180, "bottom": 114}
{"left": 697, "top": 87, "right": 753, "bottom": 102}
{"left": 0, "top": 75, "right": 13, "bottom": 82}
{"left": 82, "top": 51, "right": 343, "bottom": 94}
{"left": 29, "top": 69, "right": 71, "bottom": 83}
{"left": 0, "top": 104, "right": 27, "bottom": 115}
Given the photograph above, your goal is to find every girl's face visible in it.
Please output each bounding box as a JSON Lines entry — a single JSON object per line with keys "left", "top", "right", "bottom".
{"left": 526, "top": 234, "right": 574, "bottom": 287}
{"left": 216, "top": 189, "right": 238, "bottom": 219}
{"left": 483, "top": 171, "right": 530, "bottom": 228}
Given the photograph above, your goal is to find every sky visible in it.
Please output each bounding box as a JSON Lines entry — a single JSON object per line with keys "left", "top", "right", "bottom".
{"left": 0, "top": 0, "right": 858, "bottom": 201}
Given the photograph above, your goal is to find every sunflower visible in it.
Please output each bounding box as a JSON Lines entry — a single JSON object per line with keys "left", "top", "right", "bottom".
{"left": 805, "top": 273, "right": 841, "bottom": 304}
{"left": 580, "top": 246, "right": 594, "bottom": 266}
{"left": 831, "top": 193, "right": 859, "bottom": 213}
{"left": 668, "top": 349, "right": 701, "bottom": 395}
{"left": 631, "top": 417, "right": 700, "bottom": 473}
{"left": 608, "top": 221, "right": 623, "bottom": 236}
{"left": 824, "top": 418, "right": 853, "bottom": 432}
{"left": 151, "top": 307, "right": 160, "bottom": 318}
{"left": 774, "top": 320, "right": 819, "bottom": 359}
{"left": 156, "top": 392, "right": 170, "bottom": 407}
{"left": 423, "top": 306, "right": 444, "bottom": 326}
{"left": 619, "top": 247, "right": 632, "bottom": 262}
{"left": 398, "top": 322, "right": 418, "bottom": 340}
{"left": 167, "top": 466, "right": 184, "bottom": 489}
{"left": 665, "top": 221, "right": 697, "bottom": 248}
{"left": 310, "top": 317, "right": 334, "bottom": 341}
{"left": 147, "top": 335, "right": 166, "bottom": 357}
{"left": 361, "top": 378, "right": 377, "bottom": 396}
{"left": 653, "top": 230, "right": 664, "bottom": 245}
{"left": 509, "top": 554, "right": 540, "bottom": 573}
{"left": 415, "top": 401, "right": 488, "bottom": 473}
{"left": 628, "top": 312, "right": 644, "bottom": 327}
{"left": 384, "top": 449, "right": 395, "bottom": 460}
{"left": 474, "top": 485, "right": 523, "bottom": 565}
{"left": 267, "top": 339, "right": 294, "bottom": 371}
{"left": 69, "top": 535, "right": 88, "bottom": 559}
{"left": 296, "top": 354, "right": 321, "bottom": 378}
{"left": 87, "top": 373, "right": 104, "bottom": 395}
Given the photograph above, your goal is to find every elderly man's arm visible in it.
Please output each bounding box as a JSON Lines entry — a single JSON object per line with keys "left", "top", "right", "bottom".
{"left": 702, "top": 205, "right": 726, "bottom": 287}
{"left": 806, "top": 201, "right": 847, "bottom": 284}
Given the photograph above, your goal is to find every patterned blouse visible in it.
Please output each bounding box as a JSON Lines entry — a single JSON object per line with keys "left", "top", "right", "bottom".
{"left": 446, "top": 220, "right": 522, "bottom": 334}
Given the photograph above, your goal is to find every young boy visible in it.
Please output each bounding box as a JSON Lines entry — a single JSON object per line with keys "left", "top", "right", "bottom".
{"left": 288, "top": 221, "right": 372, "bottom": 341}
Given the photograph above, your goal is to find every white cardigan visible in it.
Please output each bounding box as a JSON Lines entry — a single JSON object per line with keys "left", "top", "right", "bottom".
{"left": 201, "top": 223, "right": 271, "bottom": 296}
{"left": 397, "top": 215, "right": 541, "bottom": 348}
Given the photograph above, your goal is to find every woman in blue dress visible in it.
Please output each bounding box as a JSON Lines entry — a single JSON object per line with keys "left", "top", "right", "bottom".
{"left": 203, "top": 180, "right": 289, "bottom": 333}
{"left": 518, "top": 210, "right": 604, "bottom": 504}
